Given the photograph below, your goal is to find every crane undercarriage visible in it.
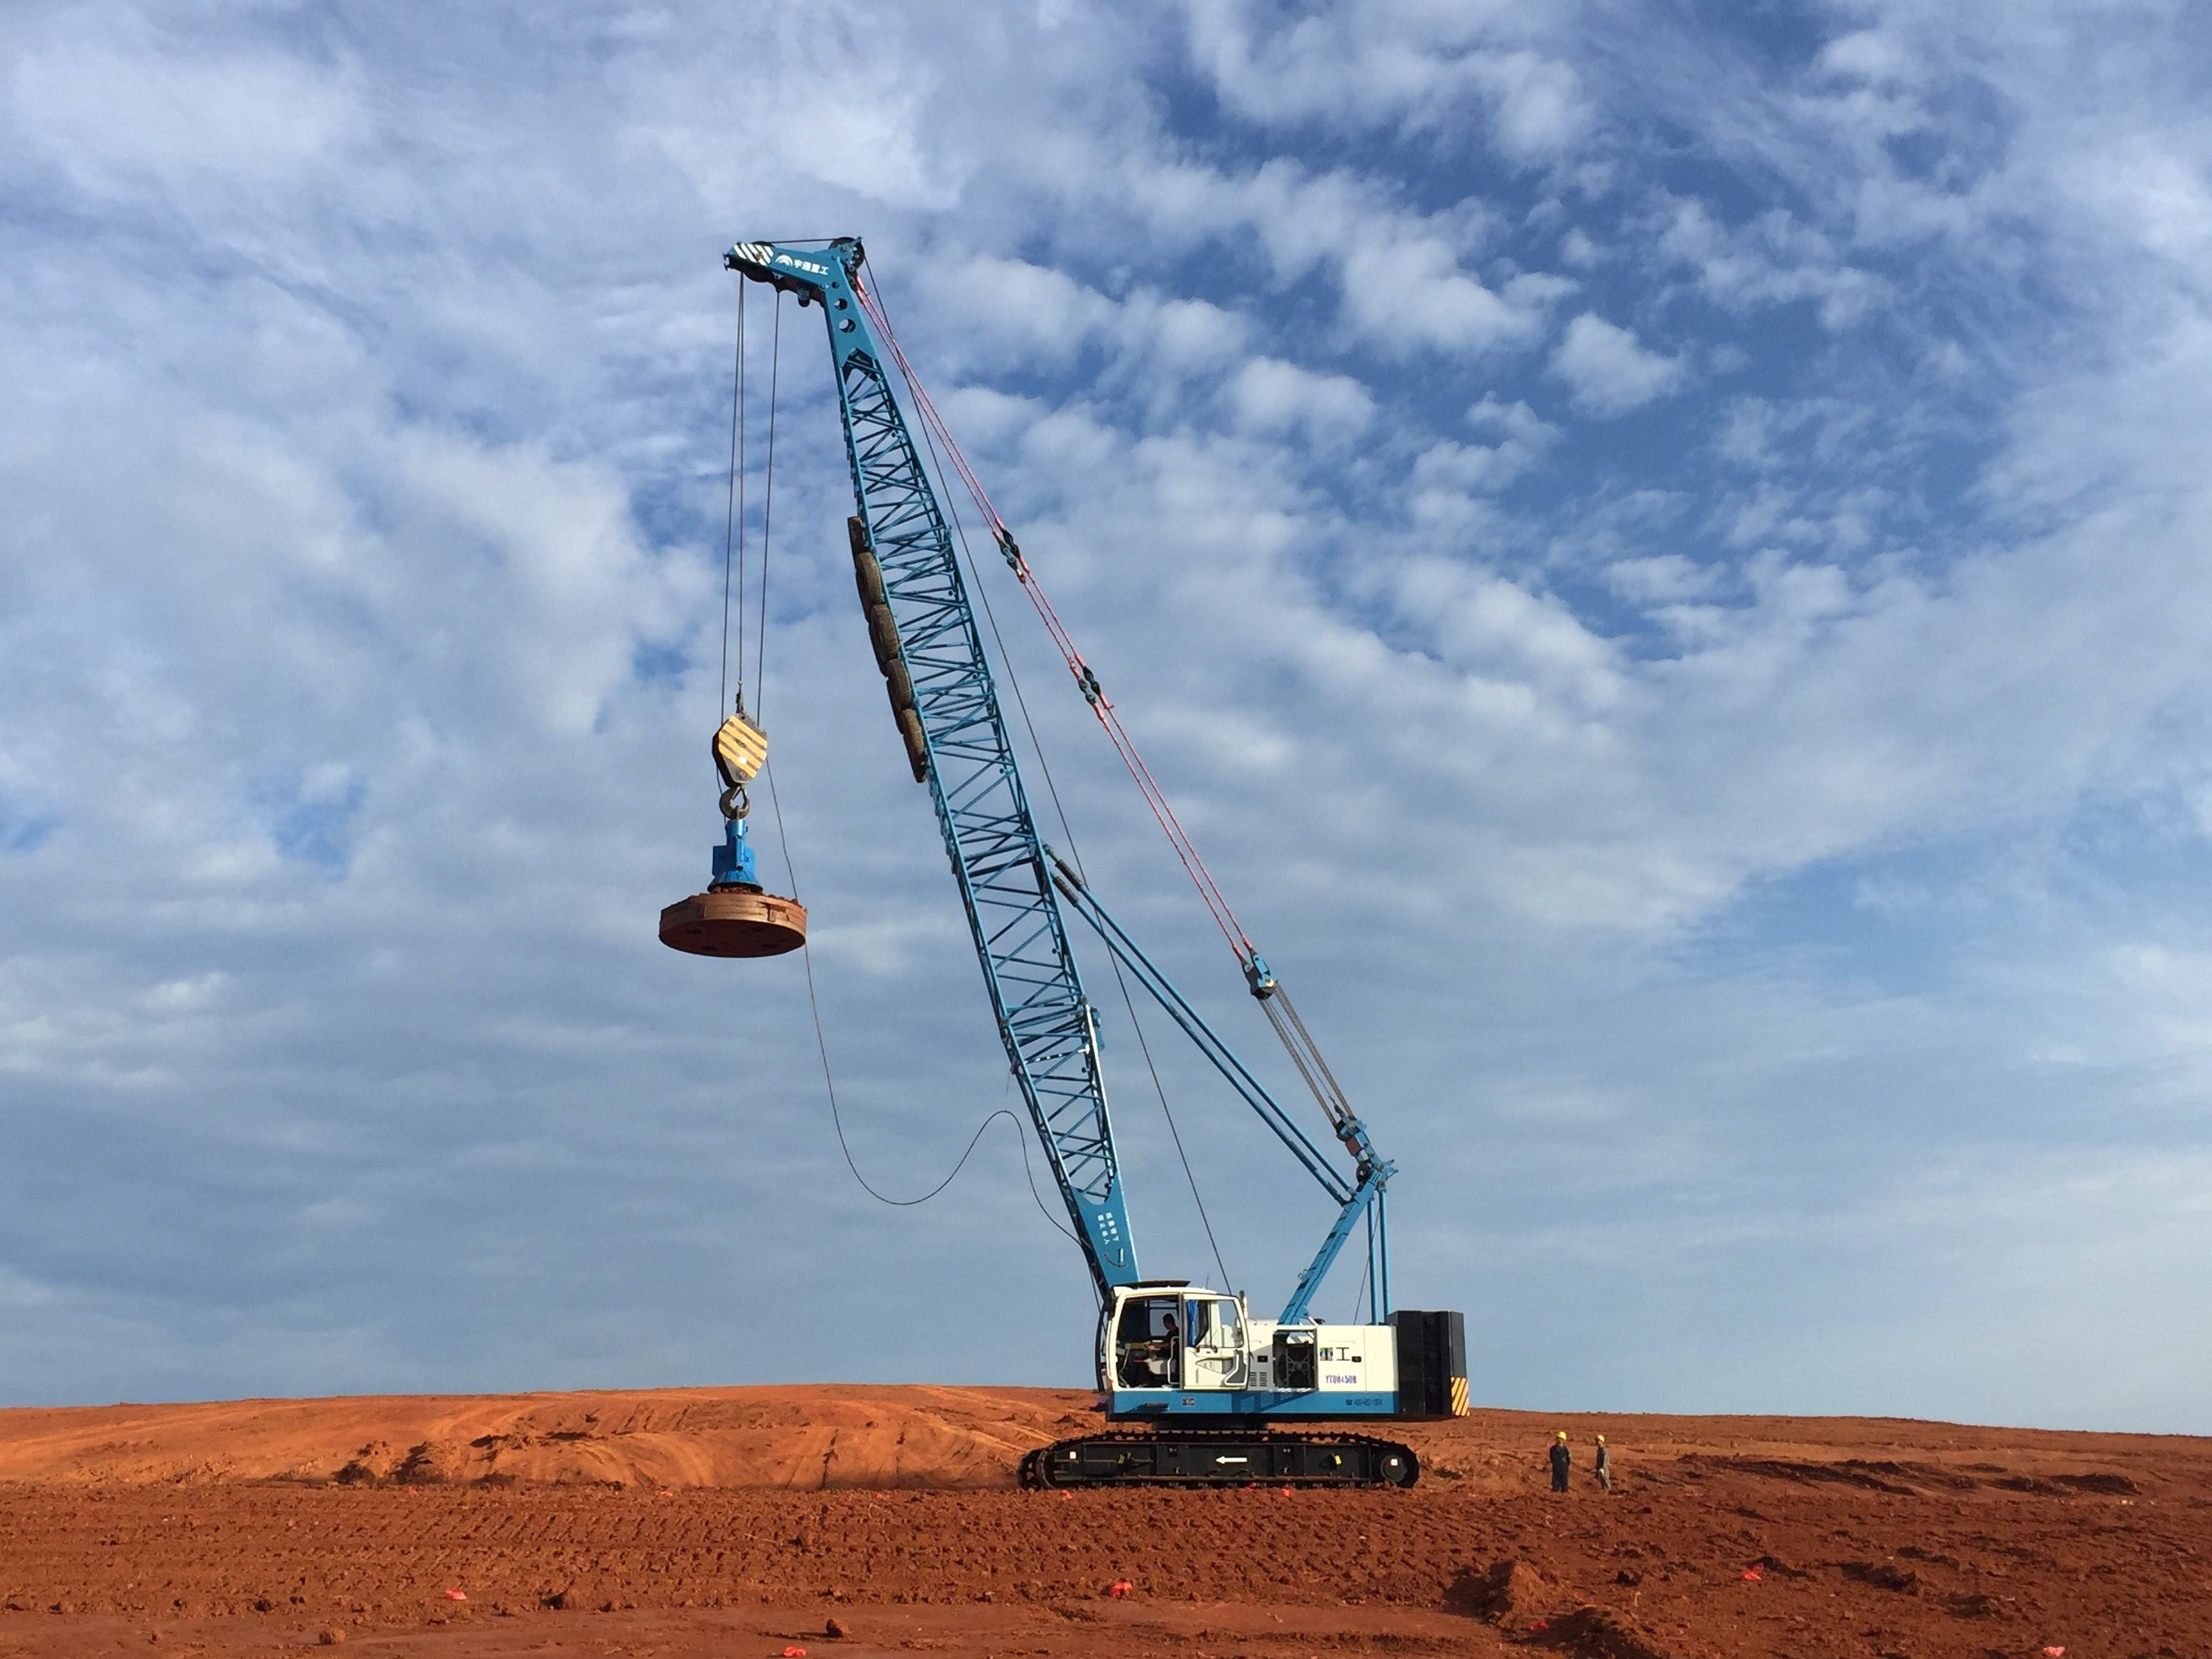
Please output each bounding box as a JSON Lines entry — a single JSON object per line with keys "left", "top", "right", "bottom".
{"left": 1019, "top": 1428, "right": 1418, "bottom": 1488}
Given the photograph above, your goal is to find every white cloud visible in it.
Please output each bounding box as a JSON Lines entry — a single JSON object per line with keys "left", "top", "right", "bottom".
{"left": 1111, "top": 157, "right": 1561, "bottom": 355}
{"left": 930, "top": 254, "right": 1120, "bottom": 367}
{"left": 12, "top": 25, "right": 365, "bottom": 195}
{"left": 1814, "top": 28, "right": 1919, "bottom": 87}
{"left": 1470, "top": 47, "right": 1589, "bottom": 161}
{"left": 2066, "top": 146, "right": 2212, "bottom": 267}
{"left": 1179, "top": 0, "right": 1590, "bottom": 161}
{"left": 1225, "top": 356, "right": 1376, "bottom": 443}
{"left": 1604, "top": 554, "right": 1716, "bottom": 604}
{"left": 1548, "top": 312, "right": 1685, "bottom": 414}
{"left": 1383, "top": 558, "right": 1622, "bottom": 712}
{"left": 1345, "top": 234, "right": 1551, "bottom": 353}
{"left": 1405, "top": 395, "right": 1558, "bottom": 520}
{"left": 1467, "top": 393, "right": 1557, "bottom": 451}
{"left": 1655, "top": 197, "right": 1884, "bottom": 329}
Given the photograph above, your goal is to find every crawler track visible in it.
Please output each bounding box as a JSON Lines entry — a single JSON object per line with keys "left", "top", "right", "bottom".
{"left": 1017, "top": 1429, "right": 1418, "bottom": 1488}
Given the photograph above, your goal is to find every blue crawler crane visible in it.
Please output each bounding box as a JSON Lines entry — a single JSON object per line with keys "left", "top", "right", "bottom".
{"left": 715, "top": 236, "right": 1466, "bottom": 1488}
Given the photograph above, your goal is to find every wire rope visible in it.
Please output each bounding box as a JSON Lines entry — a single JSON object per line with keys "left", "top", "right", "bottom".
{"left": 736, "top": 286, "right": 749, "bottom": 704}
{"left": 883, "top": 279, "right": 1234, "bottom": 1294}
{"left": 717, "top": 297, "right": 743, "bottom": 718}
{"left": 893, "top": 309, "right": 1085, "bottom": 875}
{"left": 753, "top": 294, "right": 782, "bottom": 721}
{"left": 760, "top": 758, "right": 1078, "bottom": 1241}
{"left": 1111, "top": 963, "right": 1233, "bottom": 1290}
{"left": 853, "top": 266, "right": 1258, "bottom": 969}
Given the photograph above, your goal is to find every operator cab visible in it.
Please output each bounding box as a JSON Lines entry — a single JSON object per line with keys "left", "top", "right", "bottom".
{"left": 1104, "top": 1284, "right": 1249, "bottom": 1392}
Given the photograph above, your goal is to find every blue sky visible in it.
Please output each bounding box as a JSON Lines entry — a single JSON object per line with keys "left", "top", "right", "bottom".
{"left": 5, "top": 0, "right": 2211, "bottom": 1433}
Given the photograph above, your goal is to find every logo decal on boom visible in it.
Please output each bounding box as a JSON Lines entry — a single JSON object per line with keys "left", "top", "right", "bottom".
{"left": 730, "top": 241, "right": 832, "bottom": 279}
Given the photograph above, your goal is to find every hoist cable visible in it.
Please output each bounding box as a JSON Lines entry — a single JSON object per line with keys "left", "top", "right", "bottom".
{"left": 892, "top": 304, "right": 1236, "bottom": 1295}
{"left": 717, "top": 296, "right": 743, "bottom": 718}
{"left": 754, "top": 294, "right": 783, "bottom": 721}
{"left": 991, "top": 1074, "right": 1084, "bottom": 1246}
{"left": 735, "top": 286, "right": 748, "bottom": 704}
{"left": 760, "top": 758, "right": 1076, "bottom": 1241}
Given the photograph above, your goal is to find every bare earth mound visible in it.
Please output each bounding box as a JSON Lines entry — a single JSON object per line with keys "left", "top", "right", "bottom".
{"left": 1, "top": 1385, "right": 2206, "bottom": 1658}
{"left": 0, "top": 1383, "right": 1067, "bottom": 1490}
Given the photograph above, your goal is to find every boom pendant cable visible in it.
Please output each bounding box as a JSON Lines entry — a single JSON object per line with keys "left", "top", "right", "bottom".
{"left": 897, "top": 308, "right": 1234, "bottom": 1295}
{"left": 897, "top": 322, "right": 1084, "bottom": 873}
{"left": 854, "top": 262, "right": 1256, "bottom": 968}
{"left": 859, "top": 254, "right": 1365, "bottom": 1157}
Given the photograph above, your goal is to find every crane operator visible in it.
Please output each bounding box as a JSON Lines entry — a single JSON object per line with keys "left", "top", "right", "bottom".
{"left": 1118, "top": 1310, "right": 1180, "bottom": 1387}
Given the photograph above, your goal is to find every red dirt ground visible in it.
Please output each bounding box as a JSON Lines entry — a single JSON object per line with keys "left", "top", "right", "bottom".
{"left": 1, "top": 1385, "right": 2204, "bottom": 1658}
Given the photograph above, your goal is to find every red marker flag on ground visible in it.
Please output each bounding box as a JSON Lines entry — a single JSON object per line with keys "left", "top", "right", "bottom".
{"left": 1739, "top": 1568, "right": 1762, "bottom": 1582}
{"left": 1107, "top": 1580, "right": 1134, "bottom": 1598}
{"left": 441, "top": 1589, "right": 468, "bottom": 1602}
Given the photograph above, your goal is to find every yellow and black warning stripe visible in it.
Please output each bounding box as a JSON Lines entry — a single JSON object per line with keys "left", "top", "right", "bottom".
{"left": 713, "top": 712, "right": 769, "bottom": 788}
